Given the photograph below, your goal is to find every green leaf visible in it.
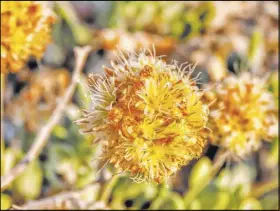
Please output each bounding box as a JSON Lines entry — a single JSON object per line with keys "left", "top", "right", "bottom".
{"left": 248, "top": 31, "right": 262, "bottom": 62}
{"left": 13, "top": 160, "right": 43, "bottom": 201}
{"left": 156, "top": 192, "right": 185, "bottom": 210}
{"left": 134, "top": 2, "right": 157, "bottom": 31}
{"left": 247, "top": 30, "right": 264, "bottom": 71}
{"left": 76, "top": 75, "right": 91, "bottom": 108}
{"left": 190, "top": 185, "right": 232, "bottom": 210}
{"left": 161, "top": 3, "right": 184, "bottom": 23}
{"left": 189, "top": 156, "right": 212, "bottom": 188}
{"left": 55, "top": 2, "right": 91, "bottom": 45}
{"left": 1, "top": 194, "right": 11, "bottom": 210}
{"left": 3, "top": 148, "right": 22, "bottom": 177}
{"left": 123, "top": 2, "right": 139, "bottom": 20}
{"left": 260, "top": 191, "right": 279, "bottom": 210}
{"left": 72, "top": 25, "right": 92, "bottom": 46}
{"left": 149, "top": 184, "right": 171, "bottom": 210}
{"left": 169, "top": 192, "right": 186, "bottom": 209}
{"left": 110, "top": 176, "right": 159, "bottom": 209}
{"left": 215, "top": 168, "right": 233, "bottom": 192}
{"left": 52, "top": 125, "right": 68, "bottom": 139}
{"left": 268, "top": 71, "right": 279, "bottom": 98}
{"left": 188, "top": 185, "right": 222, "bottom": 209}
{"left": 189, "top": 199, "right": 201, "bottom": 210}
{"left": 171, "top": 20, "right": 185, "bottom": 37}
{"left": 212, "top": 191, "right": 231, "bottom": 209}
{"left": 1, "top": 140, "right": 4, "bottom": 176}
{"left": 239, "top": 197, "right": 262, "bottom": 210}
{"left": 215, "top": 163, "right": 255, "bottom": 197}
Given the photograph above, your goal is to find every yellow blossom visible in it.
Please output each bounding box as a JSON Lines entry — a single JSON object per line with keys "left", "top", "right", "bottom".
{"left": 1, "top": 1, "right": 56, "bottom": 74}
{"left": 203, "top": 72, "right": 278, "bottom": 158}
{"left": 76, "top": 49, "right": 209, "bottom": 183}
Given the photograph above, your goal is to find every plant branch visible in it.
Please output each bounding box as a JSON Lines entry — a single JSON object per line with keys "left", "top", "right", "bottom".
{"left": 0, "top": 46, "right": 92, "bottom": 191}
{"left": 20, "top": 183, "right": 99, "bottom": 209}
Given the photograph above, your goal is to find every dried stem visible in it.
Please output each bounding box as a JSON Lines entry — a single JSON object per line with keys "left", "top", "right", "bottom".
{"left": 0, "top": 46, "right": 92, "bottom": 191}
{"left": 10, "top": 204, "right": 26, "bottom": 210}
{"left": 20, "top": 183, "right": 99, "bottom": 209}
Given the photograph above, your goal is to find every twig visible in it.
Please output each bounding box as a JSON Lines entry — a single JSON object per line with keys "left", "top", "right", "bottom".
{"left": 9, "top": 204, "right": 26, "bottom": 210}
{"left": 0, "top": 46, "right": 92, "bottom": 191}
{"left": 20, "top": 183, "right": 99, "bottom": 209}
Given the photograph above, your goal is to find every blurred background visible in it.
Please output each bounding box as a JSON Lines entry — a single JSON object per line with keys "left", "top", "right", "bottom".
{"left": 1, "top": 1, "right": 279, "bottom": 210}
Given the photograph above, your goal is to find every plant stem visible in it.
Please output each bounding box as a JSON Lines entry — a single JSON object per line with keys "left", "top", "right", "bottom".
{"left": 99, "top": 174, "right": 120, "bottom": 203}
{"left": 184, "top": 150, "right": 230, "bottom": 207}
{"left": 0, "top": 46, "right": 91, "bottom": 191}
{"left": 251, "top": 179, "right": 279, "bottom": 198}
{"left": 1, "top": 73, "right": 4, "bottom": 142}
{"left": 20, "top": 182, "right": 98, "bottom": 209}
{"left": 1, "top": 73, "right": 5, "bottom": 176}
{"left": 55, "top": 1, "right": 91, "bottom": 45}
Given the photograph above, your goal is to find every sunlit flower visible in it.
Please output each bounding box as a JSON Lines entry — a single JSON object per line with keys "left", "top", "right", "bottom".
{"left": 76, "top": 49, "right": 209, "bottom": 183}
{"left": 1, "top": 1, "right": 56, "bottom": 74}
{"left": 203, "top": 72, "right": 278, "bottom": 158}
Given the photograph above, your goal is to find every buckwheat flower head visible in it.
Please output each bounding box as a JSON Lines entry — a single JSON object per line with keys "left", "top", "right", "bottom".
{"left": 76, "top": 49, "right": 210, "bottom": 183}
{"left": 203, "top": 72, "right": 278, "bottom": 158}
{"left": 1, "top": 1, "right": 56, "bottom": 74}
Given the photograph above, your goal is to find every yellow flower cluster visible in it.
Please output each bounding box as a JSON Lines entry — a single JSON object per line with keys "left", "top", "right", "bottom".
{"left": 1, "top": 1, "right": 56, "bottom": 74}
{"left": 204, "top": 72, "right": 278, "bottom": 158}
{"left": 76, "top": 49, "right": 209, "bottom": 183}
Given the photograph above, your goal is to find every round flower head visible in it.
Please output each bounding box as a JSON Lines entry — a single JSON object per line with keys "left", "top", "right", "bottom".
{"left": 1, "top": 1, "right": 56, "bottom": 74}
{"left": 203, "top": 72, "right": 278, "bottom": 158}
{"left": 76, "top": 49, "right": 209, "bottom": 183}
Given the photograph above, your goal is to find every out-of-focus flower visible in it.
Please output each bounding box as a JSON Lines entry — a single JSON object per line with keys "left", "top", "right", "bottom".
{"left": 6, "top": 68, "right": 70, "bottom": 131}
{"left": 1, "top": 1, "right": 56, "bottom": 74}
{"left": 76, "top": 49, "right": 209, "bottom": 183}
{"left": 203, "top": 72, "right": 278, "bottom": 157}
{"left": 174, "top": 2, "right": 278, "bottom": 83}
{"left": 97, "top": 29, "right": 176, "bottom": 56}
